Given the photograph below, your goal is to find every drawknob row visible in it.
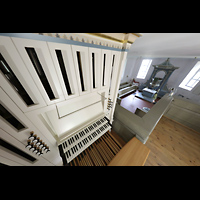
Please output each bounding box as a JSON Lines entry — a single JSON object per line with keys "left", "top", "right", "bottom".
{"left": 25, "top": 131, "right": 50, "bottom": 156}
{"left": 107, "top": 98, "right": 113, "bottom": 110}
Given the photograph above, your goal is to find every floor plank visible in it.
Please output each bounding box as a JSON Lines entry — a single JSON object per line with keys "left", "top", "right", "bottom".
{"left": 145, "top": 116, "right": 200, "bottom": 166}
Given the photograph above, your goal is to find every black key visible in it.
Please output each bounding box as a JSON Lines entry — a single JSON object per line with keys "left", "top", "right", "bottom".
{"left": 71, "top": 147, "right": 74, "bottom": 154}
{"left": 88, "top": 135, "right": 92, "bottom": 141}
{"left": 63, "top": 142, "right": 66, "bottom": 149}
{"left": 80, "top": 142, "right": 83, "bottom": 147}
{"left": 66, "top": 151, "right": 69, "bottom": 158}
{"left": 75, "top": 145, "right": 78, "bottom": 151}
{"left": 65, "top": 141, "right": 68, "bottom": 147}
{"left": 93, "top": 123, "right": 97, "bottom": 128}
{"left": 68, "top": 139, "right": 71, "bottom": 145}
{"left": 68, "top": 150, "right": 71, "bottom": 157}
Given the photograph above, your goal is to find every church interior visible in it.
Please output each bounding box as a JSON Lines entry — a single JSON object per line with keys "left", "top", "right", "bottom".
{"left": 0, "top": 33, "right": 200, "bottom": 166}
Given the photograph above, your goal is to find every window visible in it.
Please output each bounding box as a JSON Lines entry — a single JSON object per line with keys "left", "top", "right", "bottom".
{"left": 179, "top": 61, "right": 200, "bottom": 91}
{"left": 136, "top": 59, "right": 152, "bottom": 79}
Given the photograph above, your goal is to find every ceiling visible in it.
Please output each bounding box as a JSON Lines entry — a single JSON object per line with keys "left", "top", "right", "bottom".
{"left": 128, "top": 33, "right": 200, "bottom": 58}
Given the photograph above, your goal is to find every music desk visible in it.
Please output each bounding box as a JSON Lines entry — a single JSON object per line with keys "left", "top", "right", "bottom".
{"left": 108, "top": 137, "right": 150, "bottom": 166}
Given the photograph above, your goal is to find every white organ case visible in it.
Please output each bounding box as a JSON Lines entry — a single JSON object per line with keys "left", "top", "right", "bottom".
{"left": 0, "top": 33, "right": 131, "bottom": 166}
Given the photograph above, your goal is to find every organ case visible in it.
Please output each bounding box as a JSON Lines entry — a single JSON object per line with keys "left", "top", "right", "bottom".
{"left": 0, "top": 33, "right": 139, "bottom": 166}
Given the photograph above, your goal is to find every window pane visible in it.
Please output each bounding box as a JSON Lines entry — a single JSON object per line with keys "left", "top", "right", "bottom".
{"left": 136, "top": 59, "right": 152, "bottom": 79}
{"left": 193, "top": 71, "right": 200, "bottom": 80}
{"left": 179, "top": 61, "right": 200, "bottom": 90}
{"left": 186, "top": 79, "right": 197, "bottom": 88}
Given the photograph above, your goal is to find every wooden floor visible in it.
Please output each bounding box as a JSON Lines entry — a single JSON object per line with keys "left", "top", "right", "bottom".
{"left": 145, "top": 116, "right": 200, "bottom": 166}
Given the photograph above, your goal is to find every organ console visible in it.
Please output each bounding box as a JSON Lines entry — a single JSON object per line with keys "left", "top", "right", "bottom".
{"left": 0, "top": 33, "right": 141, "bottom": 166}
{"left": 58, "top": 116, "right": 112, "bottom": 164}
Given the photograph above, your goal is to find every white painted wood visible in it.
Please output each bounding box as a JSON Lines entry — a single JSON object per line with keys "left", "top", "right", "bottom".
{"left": 47, "top": 42, "right": 80, "bottom": 100}
{"left": 88, "top": 48, "right": 102, "bottom": 92}
{"left": 0, "top": 88, "right": 61, "bottom": 166}
{"left": 164, "top": 96, "right": 200, "bottom": 133}
{"left": 57, "top": 92, "right": 102, "bottom": 118}
{"left": 45, "top": 101, "right": 104, "bottom": 139}
{"left": 0, "top": 155, "right": 23, "bottom": 166}
{"left": 100, "top": 49, "right": 112, "bottom": 90}
{"left": 0, "top": 128, "right": 53, "bottom": 166}
{"left": 71, "top": 45, "right": 91, "bottom": 95}
{"left": 114, "top": 94, "right": 173, "bottom": 144}
{"left": 0, "top": 36, "right": 46, "bottom": 112}
{"left": 108, "top": 51, "right": 121, "bottom": 121}
{"left": 11, "top": 37, "right": 65, "bottom": 105}
{"left": 109, "top": 51, "right": 121, "bottom": 97}
{"left": 0, "top": 34, "right": 130, "bottom": 165}
{"left": 111, "top": 52, "right": 128, "bottom": 122}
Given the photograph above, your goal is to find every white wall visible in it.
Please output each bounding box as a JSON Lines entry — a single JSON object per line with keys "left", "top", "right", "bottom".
{"left": 121, "top": 55, "right": 200, "bottom": 105}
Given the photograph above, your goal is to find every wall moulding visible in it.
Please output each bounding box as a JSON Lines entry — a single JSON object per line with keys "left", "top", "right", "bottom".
{"left": 35, "top": 33, "right": 142, "bottom": 50}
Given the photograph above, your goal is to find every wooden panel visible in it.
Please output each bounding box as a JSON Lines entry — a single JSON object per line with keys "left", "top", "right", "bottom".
{"left": 100, "top": 49, "right": 112, "bottom": 89}
{"left": 0, "top": 36, "right": 46, "bottom": 112}
{"left": 108, "top": 137, "right": 150, "bottom": 166}
{"left": 11, "top": 37, "right": 65, "bottom": 105}
{"left": 120, "top": 91, "right": 154, "bottom": 114}
{"left": 47, "top": 42, "right": 79, "bottom": 100}
{"left": 71, "top": 45, "right": 91, "bottom": 96}
{"left": 88, "top": 48, "right": 102, "bottom": 92}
